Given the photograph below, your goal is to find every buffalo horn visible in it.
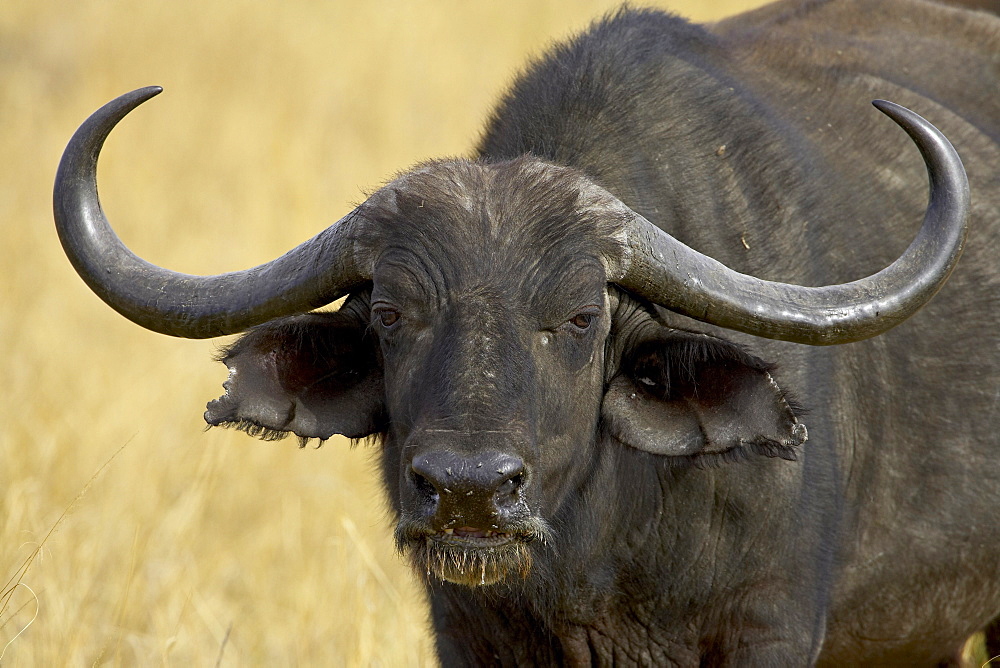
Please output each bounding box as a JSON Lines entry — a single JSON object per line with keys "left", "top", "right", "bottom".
{"left": 609, "top": 100, "right": 969, "bottom": 345}
{"left": 53, "top": 87, "right": 368, "bottom": 339}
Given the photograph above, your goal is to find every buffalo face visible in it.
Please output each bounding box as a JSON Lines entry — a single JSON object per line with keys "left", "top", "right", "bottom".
{"left": 205, "top": 158, "right": 808, "bottom": 586}
{"left": 350, "top": 159, "right": 618, "bottom": 586}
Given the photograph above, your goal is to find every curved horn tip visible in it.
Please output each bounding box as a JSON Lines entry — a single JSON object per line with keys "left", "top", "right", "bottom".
{"left": 134, "top": 85, "right": 164, "bottom": 100}
{"left": 60, "top": 87, "right": 165, "bottom": 158}
{"left": 871, "top": 98, "right": 897, "bottom": 113}
{"left": 111, "top": 86, "right": 164, "bottom": 112}
{"left": 133, "top": 85, "right": 163, "bottom": 96}
{"left": 87, "top": 86, "right": 164, "bottom": 125}
{"left": 871, "top": 99, "right": 917, "bottom": 125}
{"left": 870, "top": 99, "right": 935, "bottom": 135}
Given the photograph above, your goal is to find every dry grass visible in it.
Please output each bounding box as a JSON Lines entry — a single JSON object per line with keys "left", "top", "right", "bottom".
{"left": 2, "top": 1, "right": 767, "bottom": 664}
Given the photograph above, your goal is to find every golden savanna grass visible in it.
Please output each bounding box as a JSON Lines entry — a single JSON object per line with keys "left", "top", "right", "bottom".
{"left": 3, "top": 1, "right": 770, "bottom": 664}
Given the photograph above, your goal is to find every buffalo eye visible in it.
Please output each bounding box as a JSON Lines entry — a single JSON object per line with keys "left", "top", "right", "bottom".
{"left": 567, "top": 310, "right": 599, "bottom": 332}
{"left": 374, "top": 307, "right": 400, "bottom": 328}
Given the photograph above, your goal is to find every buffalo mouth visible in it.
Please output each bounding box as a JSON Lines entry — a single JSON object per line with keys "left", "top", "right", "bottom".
{"left": 396, "top": 521, "right": 550, "bottom": 587}
{"left": 431, "top": 526, "right": 517, "bottom": 547}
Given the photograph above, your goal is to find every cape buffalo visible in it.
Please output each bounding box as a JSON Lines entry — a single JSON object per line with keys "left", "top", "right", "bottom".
{"left": 54, "top": 0, "right": 1000, "bottom": 664}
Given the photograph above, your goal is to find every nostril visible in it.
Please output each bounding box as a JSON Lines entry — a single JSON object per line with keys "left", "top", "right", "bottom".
{"left": 495, "top": 470, "right": 525, "bottom": 500}
{"left": 411, "top": 469, "right": 439, "bottom": 500}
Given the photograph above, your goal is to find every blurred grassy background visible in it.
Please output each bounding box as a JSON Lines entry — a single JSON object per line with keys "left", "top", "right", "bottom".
{"left": 2, "top": 1, "right": 767, "bottom": 664}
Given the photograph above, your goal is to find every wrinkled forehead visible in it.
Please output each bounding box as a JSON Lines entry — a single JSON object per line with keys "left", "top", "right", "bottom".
{"left": 356, "top": 157, "right": 626, "bottom": 298}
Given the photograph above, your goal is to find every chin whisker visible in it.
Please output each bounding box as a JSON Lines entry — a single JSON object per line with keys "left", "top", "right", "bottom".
{"left": 408, "top": 538, "right": 534, "bottom": 586}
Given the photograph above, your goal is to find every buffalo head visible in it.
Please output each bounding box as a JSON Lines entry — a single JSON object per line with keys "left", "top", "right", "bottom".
{"left": 53, "top": 87, "right": 968, "bottom": 586}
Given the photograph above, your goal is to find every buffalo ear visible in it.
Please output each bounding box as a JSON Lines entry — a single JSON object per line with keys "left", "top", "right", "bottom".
{"left": 602, "top": 329, "right": 806, "bottom": 463}
{"left": 205, "top": 307, "right": 384, "bottom": 443}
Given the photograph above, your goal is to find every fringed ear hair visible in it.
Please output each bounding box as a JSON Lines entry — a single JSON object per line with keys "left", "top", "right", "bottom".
{"left": 603, "top": 328, "right": 806, "bottom": 465}
{"left": 206, "top": 309, "right": 386, "bottom": 443}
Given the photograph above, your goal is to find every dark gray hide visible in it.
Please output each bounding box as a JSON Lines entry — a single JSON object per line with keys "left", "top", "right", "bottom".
{"left": 53, "top": 0, "right": 1000, "bottom": 664}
